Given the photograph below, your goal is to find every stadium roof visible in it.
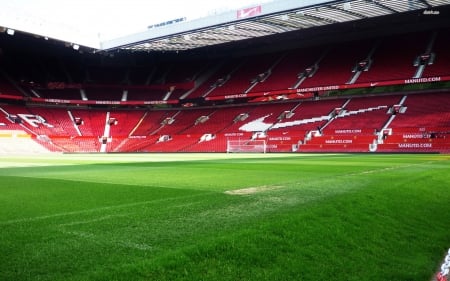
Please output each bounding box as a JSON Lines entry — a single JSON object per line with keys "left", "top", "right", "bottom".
{"left": 1, "top": 0, "right": 449, "bottom": 53}
{"left": 101, "top": 0, "right": 450, "bottom": 52}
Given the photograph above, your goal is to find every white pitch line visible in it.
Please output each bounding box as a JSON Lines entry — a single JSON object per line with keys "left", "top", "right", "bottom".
{"left": 346, "top": 161, "right": 434, "bottom": 177}
{"left": 0, "top": 193, "right": 208, "bottom": 225}
{"left": 58, "top": 213, "right": 131, "bottom": 226}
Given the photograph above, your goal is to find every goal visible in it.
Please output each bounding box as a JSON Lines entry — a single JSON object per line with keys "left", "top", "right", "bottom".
{"left": 226, "top": 139, "right": 267, "bottom": 153}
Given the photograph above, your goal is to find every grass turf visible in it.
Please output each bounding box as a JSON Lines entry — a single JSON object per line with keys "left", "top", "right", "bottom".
{"left": 0, "top": 153, "right": 449, "bottom": 280}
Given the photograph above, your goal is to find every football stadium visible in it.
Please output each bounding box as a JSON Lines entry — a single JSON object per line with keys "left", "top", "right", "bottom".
{"left": 0, "top": 1, "right": 450, "bottom": 280}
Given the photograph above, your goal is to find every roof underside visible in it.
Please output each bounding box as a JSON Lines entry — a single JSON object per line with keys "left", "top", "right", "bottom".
{"left": 106, "top": 0, "right": 450, "bottom": 52}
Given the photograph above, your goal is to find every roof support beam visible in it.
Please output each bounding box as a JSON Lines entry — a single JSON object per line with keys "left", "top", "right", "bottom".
{"left": 299, "top": 11, "right": 339, "bottom": 25}
{"left": 365, "top": 0, "right": 399, "bottom": 13}
{"left": 418, "top": 0, "right": 432, "bottom": 8}
{"left": 326, "top": 3, "right": 368, "bottom": 19}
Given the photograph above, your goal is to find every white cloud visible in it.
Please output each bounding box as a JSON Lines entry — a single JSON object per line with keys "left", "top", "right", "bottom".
{"left": 0, "top": 0, "right": 272, "bottom": 47}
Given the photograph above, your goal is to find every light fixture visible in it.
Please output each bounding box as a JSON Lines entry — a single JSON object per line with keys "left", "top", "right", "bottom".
{"left": 72, "top": 44, "right": 79, "bottom": 50}
{"left": 6, "top": 28, "right": 15, "bottom": 36}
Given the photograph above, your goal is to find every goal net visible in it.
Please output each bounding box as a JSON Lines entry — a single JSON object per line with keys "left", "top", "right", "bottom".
{"left": 226, "top": 139, "right": 266, "bottom": 153}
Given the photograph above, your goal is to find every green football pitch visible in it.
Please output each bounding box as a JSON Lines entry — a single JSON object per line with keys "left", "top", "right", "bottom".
{"left": 0, "top": 153, "right": 449, "bottom": 281}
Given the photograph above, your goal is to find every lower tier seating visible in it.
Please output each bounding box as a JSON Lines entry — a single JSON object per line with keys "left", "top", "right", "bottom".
{"left": 1, "top": 91, "right": 449, "bottom": 153}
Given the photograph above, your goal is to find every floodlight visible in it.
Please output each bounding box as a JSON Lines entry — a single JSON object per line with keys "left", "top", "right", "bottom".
{"left": 72, "top": 44, "right": 80, "bottom": 50}
{"left": 6, "top": 28, "right": 15, "bottom": 36}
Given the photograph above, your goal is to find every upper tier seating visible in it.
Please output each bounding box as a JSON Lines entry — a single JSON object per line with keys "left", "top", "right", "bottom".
{"left": 356, "top": 32, "right": 430, "bottom": 83}
{"left": 299, "top": 41, "right": 374, "bottom": 88}
{"left": 189, "top": 53, "right": 282, "bottom": 98}
{"left": 84, "top": 88, "right": 124, "bottom": 101}
{"left": 0, "top": 75, "right": 23, "bottom": 97}
{"left": 421, "top": 29, "right": 450, "bottom": 78}
{"left": 35, "top": 88, "right": 82, "bottom": 100}
{"left": 250, "top": 48, "right": 323, "bottom": 92}
{"left": 2, "top": 30, "right": 449, "bottom": 105}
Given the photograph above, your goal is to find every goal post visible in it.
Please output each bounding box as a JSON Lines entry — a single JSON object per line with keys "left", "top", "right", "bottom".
{"left": 226, "top": 139, "right": 267, "bottom": 153}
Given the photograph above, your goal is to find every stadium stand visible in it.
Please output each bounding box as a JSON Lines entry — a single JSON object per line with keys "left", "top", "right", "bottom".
{"left": 376, "top": 92, "right": 450, "bottom": 153}
{"left": 0, "top": 75, "right": 24, "bottom": 97}
{"left": 0, "top": 4, "right": 449, "bottom": 154}
{"left": 421, "top": 28, "right": 450, "bottom": 78}
{"left": 356, "top": 32, "right": 430, "bottom": 83}
{"left": 1, "top": 92, "right": 449, "bottom": 153}
{"left": 298, "top": 41, "right": 373, "bottom": 87}
{"left": 250, "top": 48, "right": 323, "bottom": 92}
